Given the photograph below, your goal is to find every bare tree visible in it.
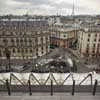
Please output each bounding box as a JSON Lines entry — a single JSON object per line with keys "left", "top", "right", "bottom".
{"left": 4, "top": 48, "right": 11, "bottom": 72}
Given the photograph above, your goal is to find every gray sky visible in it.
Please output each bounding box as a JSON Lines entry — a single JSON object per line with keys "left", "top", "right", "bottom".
{"left": 0, "top": 0, "right": 100, "bottom": 15}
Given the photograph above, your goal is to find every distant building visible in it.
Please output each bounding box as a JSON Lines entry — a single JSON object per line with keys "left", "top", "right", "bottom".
{"left": 50, "top": 23, "right": 78, "bottom": 48}
{"left": 0, "top": 17, "right": 50, "bottom": 60}
{"left": 78, "top": 27, "right": 100, "bottom": 57}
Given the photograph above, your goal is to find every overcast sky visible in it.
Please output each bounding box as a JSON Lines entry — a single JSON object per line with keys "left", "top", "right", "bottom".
{"left": 0, "top": 0, "right": 100, "bottom": 15}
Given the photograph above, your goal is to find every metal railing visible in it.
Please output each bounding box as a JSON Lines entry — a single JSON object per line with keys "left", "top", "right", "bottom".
{"left": 0, "top": 72, "right": 100, "bottom": 96}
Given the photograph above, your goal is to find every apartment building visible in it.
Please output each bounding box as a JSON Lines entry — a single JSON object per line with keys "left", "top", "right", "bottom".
{"left": 78, "top": 27, "right": 100, "bottom": 57}
{"left": 50, "top": 23, "right": 78, "bottom": 48}
{"left": 0, "top": 17, "right": 50, "bottom": 60}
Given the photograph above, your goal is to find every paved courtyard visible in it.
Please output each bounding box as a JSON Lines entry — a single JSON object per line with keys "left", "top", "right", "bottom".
{"left": 0, "top": 48, "right": 92, "bottom": 73}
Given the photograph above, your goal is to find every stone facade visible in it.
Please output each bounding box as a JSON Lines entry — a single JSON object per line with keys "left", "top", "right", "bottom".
{"left": 50, "top": 24, "right": 77, "bottom": 48}
{"left": 78, "top": 27, "right": 100, "bottom": 57}
{"left": 0, "top": 18, "right": 50, "bottom": 60}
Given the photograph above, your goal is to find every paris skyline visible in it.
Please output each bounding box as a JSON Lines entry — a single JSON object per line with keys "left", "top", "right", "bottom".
{"left": 0, "top": 0, "right": 100, "bottom": 15}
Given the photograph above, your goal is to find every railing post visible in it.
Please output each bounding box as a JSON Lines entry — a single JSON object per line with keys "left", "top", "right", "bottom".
{"left": 28, "top": 80, "right": 32, "bottom": 96}
{"left": 6, "top": 79, "right": 11, "bottom": 96}
{"left": 90, "top": 74, "right": 93, "bottom": 86}
{"left": 51, "top": 79, "right": 53, "bottom": 96}
{"left": 72, "top": 80, "right": 75, "bottom": 96}
{"left": 93, "top": 80, "right": 98, "bottom": 96}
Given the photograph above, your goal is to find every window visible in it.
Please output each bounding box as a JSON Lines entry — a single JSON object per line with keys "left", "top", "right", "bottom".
{"left": 92, "top": 50, "right": 95, "bottom": 53}
{"left": 87, "top": 38, "right": 90, "bottom": 42}
{"left": 11, "top": 39, "right": 15, "bottom": 45}
{"left": 95, "top": 34, "right": 97, "bottom": 37}
{"left": 97, "top": 44, "right": 100, "bottom": 48}
{"left": 16, "top": 39, "right": 19, "bottom": 46}
{"left": 88, "top": 34, "right": 91, "bottom": 37}
{"left": 11, "top": 39, "right": 14, "bottom": 42}
{"left": 87, "top": 44, "right": 89, "bottom": 48}
{"left": 86, "top": 49, "right": 89, "bottom": 53}
{"left": 36, "top": 52, "right": 38, "bottom": 56}
{"left": 20, "top": 39, "right": 23, "bottom": 42}
{"left": 13, "top": 48, "right": 15, "bottom": 53}
{"left": 41, "top": 51, "right": 44, "bottom": 54}
{"left": 92, "top": 48, "right": 95, "bottom": 54}
{"left": 17, "top": 49, "right": 20, "bottom": 53}
{"left": 94, "top": 38, "right": 96, "bottom": 42}
{"left": 93, "top": 44, "right": 95, "bottom": 48}
{"left": 30, "top": 49, "right": 32, "bottom": 53}
{"left": 3, "top": 39, "right": 7, "bottom": 43}
{"left": 63, "top": 35, "right": 66, "bottom": 37}
{"left": 21, "top": 49, "right": 24, "bottom": 53}
{"left": 42, "top": 47, "right": 43, "bottom": 50}
{"left": 29, "top": 39, "right": 32, "bottom": 43}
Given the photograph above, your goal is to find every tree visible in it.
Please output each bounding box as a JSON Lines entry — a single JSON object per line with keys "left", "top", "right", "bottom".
{"left": 4, "top": 48, "right": 11, "bottom": 72}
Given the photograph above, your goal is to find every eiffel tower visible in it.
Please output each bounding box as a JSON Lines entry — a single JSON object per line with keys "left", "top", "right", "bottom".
{"left": 71, "top": 0, "right": 75, "bottom": 16}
